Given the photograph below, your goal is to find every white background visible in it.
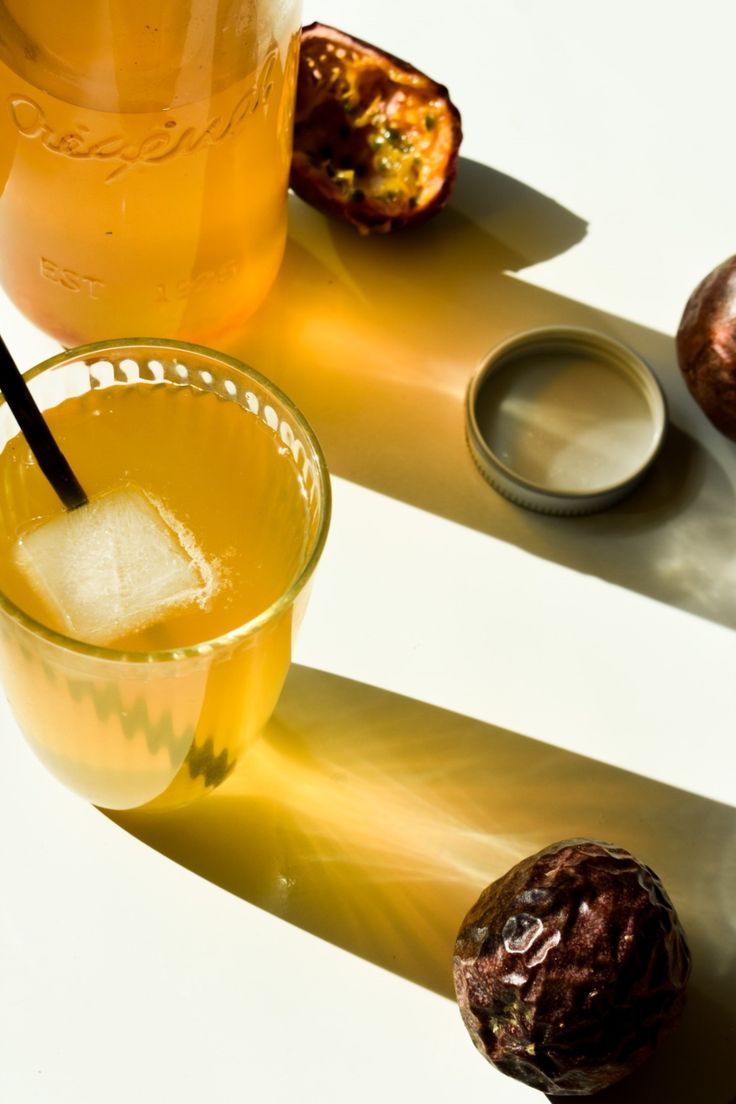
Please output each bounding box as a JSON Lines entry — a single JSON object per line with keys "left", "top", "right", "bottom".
{"left": 1, "top": 3, "right": 735, "bottom": 1103}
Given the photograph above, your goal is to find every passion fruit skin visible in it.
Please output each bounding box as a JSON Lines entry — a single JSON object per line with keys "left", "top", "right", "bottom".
{"left": 291, "top": 23, "right": 462, "bottom": 234}
{"left": 676, "top": 255, "right": 736, "bottom": 440}
{"left": 453, "top": 839, "right": 691, "bottom": 1096}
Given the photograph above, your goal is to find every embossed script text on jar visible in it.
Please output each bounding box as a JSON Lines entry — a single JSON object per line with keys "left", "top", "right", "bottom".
{"left": 7, "top": 51, "right": 276, "bottom": 183}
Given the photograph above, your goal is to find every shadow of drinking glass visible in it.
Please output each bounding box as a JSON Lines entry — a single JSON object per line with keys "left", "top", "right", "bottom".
{"left": 111, "top": 664, "right": 736, "bottom": 1103}
{"left": 224, "top": 158, "right": 736, "bottom": 630}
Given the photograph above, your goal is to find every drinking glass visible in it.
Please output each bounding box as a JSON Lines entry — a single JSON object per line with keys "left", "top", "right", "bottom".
{"left": 0, "top": 1, "right": 302, "bottom": 346}
{"left": 0, "top": 339, "right": 330, "bottom": 809}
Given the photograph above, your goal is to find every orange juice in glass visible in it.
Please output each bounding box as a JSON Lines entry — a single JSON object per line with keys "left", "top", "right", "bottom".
{"left": 0, "top": 340, "right": 330, "bottom": 809}
{"left": 0, "top": 1, "right": 301, "bottom": 346}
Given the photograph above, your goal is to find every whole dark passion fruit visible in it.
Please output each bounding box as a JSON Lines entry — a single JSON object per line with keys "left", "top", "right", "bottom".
{"left": 290, "top": 23, "right": 462, "bottom": 234}
{"left": 453, "top": 839, "right": 691, "bottom": 1096}
{"left": 676, "top": 254, "right": 736, "bottom": 440}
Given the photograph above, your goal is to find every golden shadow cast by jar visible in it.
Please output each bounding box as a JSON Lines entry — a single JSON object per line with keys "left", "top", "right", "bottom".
{"left": 111, "top": 664, "right": 736, "bottom": 1104}
{"left": 227, "top": 158, "right": 736, "bottom": 630}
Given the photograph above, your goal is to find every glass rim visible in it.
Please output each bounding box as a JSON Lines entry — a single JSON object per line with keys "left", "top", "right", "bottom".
{"left": 0, "top": 337, "right": 332, "bottom": 665}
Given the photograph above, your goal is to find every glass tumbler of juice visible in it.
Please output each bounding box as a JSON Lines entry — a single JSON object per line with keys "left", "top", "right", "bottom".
{"left": 0, "top": 339, "right": 330, "bottom": 810}
{"left": 0, "top": 0, "right": 302, "bottom": 347}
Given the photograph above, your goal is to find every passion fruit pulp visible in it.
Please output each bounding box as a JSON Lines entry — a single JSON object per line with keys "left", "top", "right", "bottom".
{"left": 291, "top": 23, "right": 462, "bottom": 234}
{"left": 453, "top": 839, "right": 691, "bottom": 1096}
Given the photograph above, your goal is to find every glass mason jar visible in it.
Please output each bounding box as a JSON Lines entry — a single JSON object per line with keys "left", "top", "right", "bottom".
{"left": 0, "top": 1, "right": 302, "bottom": 347}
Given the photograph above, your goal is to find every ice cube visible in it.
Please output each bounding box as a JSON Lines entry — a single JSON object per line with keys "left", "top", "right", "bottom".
{"left": 13, "top": 486, "right": 216, "bottom": 645}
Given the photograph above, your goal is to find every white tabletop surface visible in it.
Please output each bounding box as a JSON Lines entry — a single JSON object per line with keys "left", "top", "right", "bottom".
{"left": 2, "top": 2, "right": 735, "bottom": 1102}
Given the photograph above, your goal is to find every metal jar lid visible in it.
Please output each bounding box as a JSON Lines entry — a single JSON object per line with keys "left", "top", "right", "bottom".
{"left": 466, "top": 326, "right": 667, "bottom": 516}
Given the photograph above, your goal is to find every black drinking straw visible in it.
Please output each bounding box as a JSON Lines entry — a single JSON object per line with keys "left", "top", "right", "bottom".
{"left": 0, "top": 336, "right": 88, "bottom": 511}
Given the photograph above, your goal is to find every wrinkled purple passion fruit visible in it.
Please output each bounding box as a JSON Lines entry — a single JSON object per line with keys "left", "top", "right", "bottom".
{"left": 291, "top": 23, "right": 462, "bottom": 234}
{"left": 676, "top": 254, "right": 736, "bottom": 440}
{"left": 453, "top": 839, "right": 690, "bottom": 1096}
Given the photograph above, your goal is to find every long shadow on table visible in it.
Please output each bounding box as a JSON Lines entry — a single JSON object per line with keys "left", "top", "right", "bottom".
{"left": 112, "top": 665, "right": 736, "bottom": 1104}
{"left": 226, "top": 158, "right": 736, "bottom": 631}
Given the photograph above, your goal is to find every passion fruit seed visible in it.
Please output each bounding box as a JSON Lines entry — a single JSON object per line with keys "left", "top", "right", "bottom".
{"left": 453, "top": 839, "right": 691, "bottom": 1096}
{"left": 291, "top": 23, "right": 462, "bottom": 234}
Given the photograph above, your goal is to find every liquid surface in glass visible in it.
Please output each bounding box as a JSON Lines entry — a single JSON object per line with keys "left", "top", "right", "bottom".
{"left": 0, "top": 381, "right": 308, "bottom": 649}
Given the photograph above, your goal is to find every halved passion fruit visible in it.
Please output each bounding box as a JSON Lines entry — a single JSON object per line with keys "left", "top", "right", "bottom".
{"left": 291, "top": 23, "right": 463, "bottom": 234}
